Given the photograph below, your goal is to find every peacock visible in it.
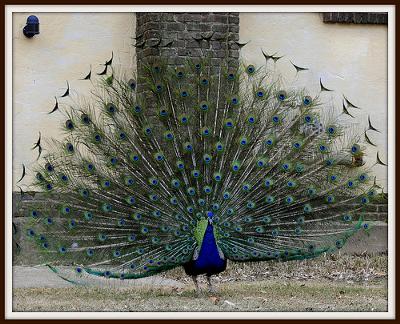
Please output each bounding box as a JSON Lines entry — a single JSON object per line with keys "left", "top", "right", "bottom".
{"left": 20, "top": 46, "right": 385, "bottom": 294}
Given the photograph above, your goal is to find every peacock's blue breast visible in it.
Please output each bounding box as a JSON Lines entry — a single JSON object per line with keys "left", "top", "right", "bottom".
{"left": 183, "top": 223, "right": 226, "bottom": 276}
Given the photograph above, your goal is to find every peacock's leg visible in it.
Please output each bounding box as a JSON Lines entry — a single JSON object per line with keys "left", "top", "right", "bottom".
{"left": 206, "top": 275, "right": 217, "bottom": 294}
{"left": 192, "top": 275, "right": 200, "bottom": 294}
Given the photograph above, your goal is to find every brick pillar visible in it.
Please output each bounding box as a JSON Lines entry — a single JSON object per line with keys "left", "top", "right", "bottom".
{"left": 135, "top": 12, "right": 240, "bottom": 69}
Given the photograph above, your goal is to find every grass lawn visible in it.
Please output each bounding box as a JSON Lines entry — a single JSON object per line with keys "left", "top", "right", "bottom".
{"left": 12, "top": 254, "right": 388, "bottom": 312}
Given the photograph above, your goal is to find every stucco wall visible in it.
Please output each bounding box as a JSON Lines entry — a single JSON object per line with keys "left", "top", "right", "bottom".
{"left": 240, "top": 12, "right": 388, "bottom": 189}
{"left": 12, "top": 12, "right": 136, "bottom": 188}
{"left": 12, "top": 12, "right": 388, "bottom": 190}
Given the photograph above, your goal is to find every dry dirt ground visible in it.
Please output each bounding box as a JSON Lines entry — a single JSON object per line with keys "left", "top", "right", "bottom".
{"left": 12, "top": 254, "right": 388, "bottom": 312}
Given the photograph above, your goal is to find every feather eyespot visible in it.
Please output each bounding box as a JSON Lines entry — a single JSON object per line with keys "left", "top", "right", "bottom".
{"left": 184, "top": 142, "right": 193, "bottom": 152}
{"left": 277, "top": 91, "right": 287, "bottom": 101}
{"left": 200, "top": 78, "right": 209, "bottom": 86}
{"left": 303, "top": 96, "right": 312, "bottom": 106}
{"left": 128, "top": 79, "right": 136, "bottom": 90}
{"left": 246, "top": 65, "right": 255, "bottom": 74}
{"left": 215, "top": 142, "right": 224, "bottom": 152}
{"left": 191, "top": 170, "right": 200, "bottom": 178}
{"left": 343, "top": 214, "right": 352, "bottom": 222}
{"left": 45, "top": 163, "right": 54, "bottom": 172}
{"left": 361, "top": 196, "right": 369, "bottom": 204}
{"left": 199, "top": 101, "right": 209, "bottom": 111}
{"left": 176, "top": 160, "right": 185, "bottom": 170}
{"left": 155, "top": 84, "right": 163, "bottom": 93}
{"left": 326, "top": 195, "right": 335, "bottom": 203}
{"left": 66, "top": 143, "right": 74, "bottom": 153}
{"left": 285, "top": 196, "right": 294, "bottom": 204}
{"left": 230, "top": 96, "right": 239, "bottom": 106}
{"left": 65, "top": 119, "right": 74, "bottom": 130}
{"left": 224, "top": 119, "right": 234, "bottom": 129}
{"left": 201, "top": 127, "right": 210, "bottom": 137}
{"left": 164, "top": 131, "right": 174, "bottom": 141}
{"left": 272, "top": 115, "right": 280, "bottom": 124}
{"left": 247, "top": 115, "right": 256, "bottom": 124}
{"left": 81, "top": 114, "right": 90, "bottom": 125}
{"left": 187, "top": 187, "right": 196, "bottom": 196}
{"left": 264, "top": 179, "right": 273, "bottom": 188}
{"left": 242, "top": 183, "right": 251, "bottom": 192}
{"left": 125, "top": 196, "right": 135, "bottom": 205}
{"left": 304, "top": 115, "right": 312, "bottom": 123}
{"left": 203, "top": 186, "right": 212, "bottom": 194}
{"left": 239, "top": 137, "right": 248, "bottom": 146}
{"left": 326, "top": 125, "right": 337, "bottom": 135}
{"left": 106, "top": 103, "right": 116, "bottom": 114}
{"left": 143, "top": 126, "right": 153, "bottom": 136}
{"left": 133, "top": 105, "right": 142, "bottom": 114}
{"left": 232, "top": 161, "right": 241, "bottom": 171}
{"left": 179, "top": 114, "right": 188, "bottom": 124}
{"left": 84, "top": 211, "right": 92, "bottom": 220}
{"left": 358, "top": 173, "right": 368, "bottom": 182}
{"left": 203, "top": 154, "right": 212, "bottom": 164}
{"left": 159, "top": 109, "right": 169, "bottom": 118}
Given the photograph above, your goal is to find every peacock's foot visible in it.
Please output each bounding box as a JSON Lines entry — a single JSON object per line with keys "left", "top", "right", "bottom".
{"left": 206, "top": 275, "right": 218, "bottom": 295}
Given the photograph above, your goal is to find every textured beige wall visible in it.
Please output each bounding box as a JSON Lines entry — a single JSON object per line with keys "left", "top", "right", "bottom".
{"left": 12, "top": 12, "right": 136, "bottom": 188}
{"left": 12, "top": 12, "right": 388, "bottom": 190}
{"left": 240, "top": 12, "right": 388, "bottom": 189}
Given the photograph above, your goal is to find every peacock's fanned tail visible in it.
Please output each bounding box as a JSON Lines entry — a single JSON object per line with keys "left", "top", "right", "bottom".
{"left": 24, "top": 55, "right": 378, "bottom": 282}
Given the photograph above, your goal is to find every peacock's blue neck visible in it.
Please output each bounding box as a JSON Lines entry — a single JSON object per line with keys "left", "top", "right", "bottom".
{"left": 189, "top": 222, "right": 226, "bottom": 275}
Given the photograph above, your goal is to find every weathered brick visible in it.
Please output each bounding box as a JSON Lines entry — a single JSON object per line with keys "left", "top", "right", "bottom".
{"left": 135, "top": 12, "right": 240, "bottom": 83}
{"left": 166, "top": 22, "right": 186, "bottom": 32}
{"left": 186, "top": 23, "right": 202, "bottom": 31}
{"left": 212, "top": 24, "right": 228, "bottom": 32}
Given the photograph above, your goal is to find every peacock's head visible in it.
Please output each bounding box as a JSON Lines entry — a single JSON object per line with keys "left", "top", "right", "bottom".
{"left": 206, "top": 211, "right": 214, "bottom": 224}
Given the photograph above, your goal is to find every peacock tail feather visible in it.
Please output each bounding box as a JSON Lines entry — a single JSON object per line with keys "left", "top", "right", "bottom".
{"left": 22, "top": 53, "right": 380, "bottom": 282}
